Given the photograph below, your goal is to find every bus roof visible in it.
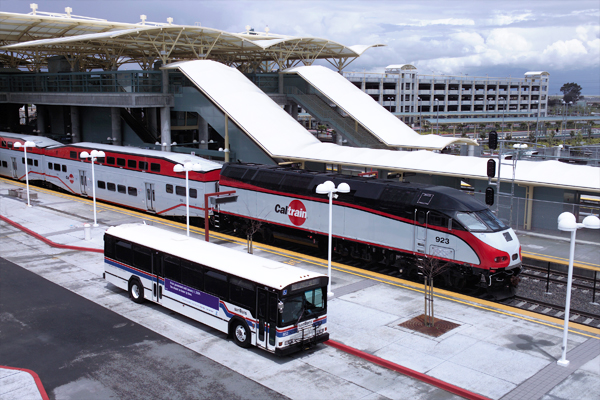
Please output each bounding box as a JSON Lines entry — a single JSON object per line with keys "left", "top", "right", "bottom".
{"left": 105, "top": 223, "right": 327, "bottom": 290}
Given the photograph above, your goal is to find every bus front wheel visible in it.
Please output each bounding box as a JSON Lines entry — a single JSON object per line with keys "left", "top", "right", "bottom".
{"left": 232, "top": 320, "right": 251, "bottom": 348}
{"left": 129, "top": 278, "right": 144, "bottom": 304}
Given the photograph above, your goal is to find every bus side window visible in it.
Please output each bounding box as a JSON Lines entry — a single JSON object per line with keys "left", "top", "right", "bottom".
{"left": 230, "top": 277, "right": 256, "bottom": 313}
{"left": 133, "top": 245, "right": 152, "bottom": 273}
{"left": 205, "top": 270, "right": 228, "bottom": 299}
{"left": 104, "top": 235, "right": 115, "bottom": 258}
{"left": 181, "top": 260, "right": 203, "bottom": 290}
{"left": 164, "top": 255, "right": 181, "bottom": 282}
{"left": 115, "top": 240, "right": 133, "bottom": 265}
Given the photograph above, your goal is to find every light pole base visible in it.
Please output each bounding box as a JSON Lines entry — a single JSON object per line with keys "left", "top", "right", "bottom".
{"left": 327, "top": 291, "right": 334, "bottom": 299}
{"left": 557, "top": 359, "right": 570, "bottom": 367}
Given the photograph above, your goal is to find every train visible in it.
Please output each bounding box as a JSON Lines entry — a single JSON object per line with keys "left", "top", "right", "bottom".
{"left": 1, "top": 132, "right": 522, "bottom": 291}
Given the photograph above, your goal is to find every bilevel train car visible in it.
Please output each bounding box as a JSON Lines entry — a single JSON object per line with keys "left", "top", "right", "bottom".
{"left": 0, "top": 132, "right": 222, "bottom": 217}
{"left": 104, "top": 223, "right": 329, "bottom": 355}
{"left": 217, "top": 163, "right": 522, "bottom": 291}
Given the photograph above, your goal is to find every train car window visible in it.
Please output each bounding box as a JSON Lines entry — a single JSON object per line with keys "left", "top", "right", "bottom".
{"left": 48, "top": 162, "right": 53, "bottom": 169}
{"left": 150, "top": 163, "right": 160, "bottom": 172}
{"left": 166, "top": 184, "right": 173, "bottom": 194}
{"left": 189, "top": 188, "right": 197, "bottom": 198}
{"left": 115, "top": 240, "right": 133, "bottom": 265}
{"left": 428, "top": 212, "right": 448, "bottom": 228}
{"left": 22, "top": 158, "right": 25, "bottom": 164}
{"left": 1, "top": 141, "right": 5, "bottom": 147}
{"left": 132, "top": 245, "right": 152, "bottom": 273}
{"left": 205, "top": 270, "right": 228, "bottom": 299}
{"left": 230, "top": 277, "right": 256, "bottom": 312}
{"left": 54, "top": 164, "right": 61, "bottom": 171}
{"left": 61, "top": 165, "right": 67, "bottom": 172}
{"left": 107, "top": 183, "right": 116, "bottom": 191}
{"left": 106, "top": 157, "right": 115, "bottom": 165}
{"left": 175, "top": 186, "right": 186, "bottom": 196}
{"left": 117, "top": 184, "right": 126, "bottom": 194}
{"left": 181, "top": 260, "right": 203, "bottom": 290}
{"left": 117, "top": 158, "right": 126, "bottom": 167}
{"left": 70, "top": 151, "right": 77, "bottom": 159}
{"left": 27, "top": 158, "right": 33, "bottom": 166}
{"left": 163, "top": 255, "right": 181, "bottom": 282}
{"left": 127, "top": 159, "right": 136, "bottom": 169}
{"left": 34, "top": 160, "right": 39, "bottom": 167}
{"left": 1, "top": 161, "right": 7, "bottom": 168}
{"left": 98, "top": 181, "right": 106, "bottom": 189}
{"left": 128, "top": 187, "right": 137, "bottom": 196}
{"left": 7, "top": 142, "right": 13, "bottom": 148}
{"left": 139, "top": 161, "right": 148, "bottom": 170}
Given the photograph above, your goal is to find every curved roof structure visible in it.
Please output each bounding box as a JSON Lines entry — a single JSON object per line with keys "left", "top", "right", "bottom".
{"left": 166, "top": 60, "right": 599, "bottom": 193}
{"left": 0, "top": 9, "right": 384, "bottom": 72}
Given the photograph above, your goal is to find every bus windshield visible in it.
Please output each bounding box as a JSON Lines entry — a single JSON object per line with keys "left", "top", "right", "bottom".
{"left": 281, "top": 287, "right": 325, "bottom": 325}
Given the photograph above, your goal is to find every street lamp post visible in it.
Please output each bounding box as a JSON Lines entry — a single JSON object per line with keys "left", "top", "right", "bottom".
{"left": 173, "top": 161, "right": 202, "bottom": 236}
{"left": 13, "top": 140, "right": 36, "bottom": 207}
{"left": 501, "top": 97, "right": 506, "bottom": 138}
{"left": 316, "top": 180, "right": 350, "bottom": 298}
{"left": 418, "top": 97, "right": 422, "bottom": 132}
{"left": 80, "top": 150, "right": 106, "bottom": 227}
{"left": 556, "top": 212, "right": 600, "bottom": 367}
{"left": 534, "top": 100, "right": 541, "bottom": 147}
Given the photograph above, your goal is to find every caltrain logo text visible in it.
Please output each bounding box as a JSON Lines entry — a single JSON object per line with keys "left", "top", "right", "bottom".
{"left": 275, "top": 200, "right": 307, "bottom": 226}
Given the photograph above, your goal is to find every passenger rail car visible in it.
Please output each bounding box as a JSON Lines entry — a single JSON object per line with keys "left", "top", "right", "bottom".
{"left": 104, "top": 223, "right": 329, "bottom": 355}
{"left": 0, "top": 132, "right": 221, "bottom": 216}
{"left": 217, "top": 163, "right": 522, "bottom": 290}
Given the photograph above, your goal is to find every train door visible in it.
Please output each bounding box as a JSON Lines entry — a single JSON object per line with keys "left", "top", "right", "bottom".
{"left": 414, "top": 210, "right": 428, "bottom": 254}
{"left": 256, "top": 288, "right": 277, "bottom": 352}
{"left": 10, "top": 157, "right": 18, "bottom": 178}
{"left": 145, "top": 183, "right": 156, "bottom": 212}
{"left": 152, "top": 251, "right": 163, "bottom": 303}
{"left": 79, "top": 170, "right": 87, "bottom": 195}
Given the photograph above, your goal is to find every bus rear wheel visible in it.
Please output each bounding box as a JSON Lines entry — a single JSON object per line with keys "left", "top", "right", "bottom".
{"left": 232, "top": 320, "right": 251, "bottom": 348}
{"left": 129, "top": 278, "right": 144, "bottom": 304}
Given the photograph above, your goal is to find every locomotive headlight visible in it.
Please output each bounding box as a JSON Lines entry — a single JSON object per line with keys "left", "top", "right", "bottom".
{"left": 494, "top": 256, "right": 508, "bottom": 263}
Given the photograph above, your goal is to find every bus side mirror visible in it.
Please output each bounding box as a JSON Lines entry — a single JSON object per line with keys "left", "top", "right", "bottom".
{"left": 278, "top": 301, "right": 284, "bottom": 313}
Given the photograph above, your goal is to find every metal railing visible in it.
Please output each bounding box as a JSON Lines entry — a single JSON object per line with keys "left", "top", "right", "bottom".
{"left": 0, "top": 71, "right": 163, "bottom": 93}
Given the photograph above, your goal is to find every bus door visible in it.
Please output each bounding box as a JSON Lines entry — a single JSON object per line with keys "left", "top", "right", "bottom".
{"left": 257, "top": 288, "right": 278, "bottom": 352}
{"left": 145, "top": 183, "right": 156, "bottom": 212}
{"left": 152, "top": 251, "right": 163, "bottom": 303}
{"left": 414, "top": 210, "right": 428, "bottom": 254}
{"left": 79, "top": 170, "right": 87, "bottom": 195}
{"left": 10, "top": 157, "right": 18, "bottom": 178}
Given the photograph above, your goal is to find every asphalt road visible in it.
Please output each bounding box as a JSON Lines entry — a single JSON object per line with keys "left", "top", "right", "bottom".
{"left": 0, "top": 257, "right": 288, "bottom": 400}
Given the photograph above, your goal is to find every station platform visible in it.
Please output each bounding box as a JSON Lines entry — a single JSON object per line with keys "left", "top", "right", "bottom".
{"left": 1, "top": 178, "right": 599, "bottom": 400}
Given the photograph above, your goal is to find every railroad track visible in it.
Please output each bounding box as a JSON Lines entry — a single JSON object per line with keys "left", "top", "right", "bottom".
{"left": 501, "top": 295, "right": 600, "bottom": 329}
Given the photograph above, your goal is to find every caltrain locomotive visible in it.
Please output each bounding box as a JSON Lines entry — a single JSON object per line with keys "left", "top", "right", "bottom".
{"left": 1, "top": 132, "right": 522, "bottom": 291}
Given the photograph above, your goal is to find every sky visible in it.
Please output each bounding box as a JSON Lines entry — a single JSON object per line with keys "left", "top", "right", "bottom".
{"left": 2, "top": 0, "right": 599, "bottom": 95}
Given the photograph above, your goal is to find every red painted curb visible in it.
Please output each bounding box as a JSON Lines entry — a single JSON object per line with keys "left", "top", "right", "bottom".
{"left": 0, "top": 366, "right": 50, "bottom": 400}
{"left": 0, "top": 214, "right": 103, "bottom": 253}
{"left": 325, "top": 339, "right": 491, "bottom": 400}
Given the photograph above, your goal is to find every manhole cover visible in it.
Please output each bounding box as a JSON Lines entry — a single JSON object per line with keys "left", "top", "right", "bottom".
{"left": 399, "top": 314, "right": 460, "bottom": 337}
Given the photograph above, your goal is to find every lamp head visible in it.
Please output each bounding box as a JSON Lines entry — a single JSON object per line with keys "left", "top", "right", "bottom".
{"left": 557, "top": 212, "right": 577, "bottom": 231}
{"left": 582, "top": 215, "right": 600, "bottom": 230}
{"left": 13, "top": 142, "right": 22, "bottom": 148}
{"left": 173, "top": 164, "right": 184, "bottom": 173}
{"left": 316, "top": 180, "right": 335, "bottom": 195}
{"left": 80, "top": 151, "right": 90, "bottom": 159}
{"left": 337, "top": 182, "right": 350, "bottom": 193}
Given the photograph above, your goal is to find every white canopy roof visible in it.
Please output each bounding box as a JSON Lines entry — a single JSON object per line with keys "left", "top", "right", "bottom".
{"left": 165, "top": 60, "right": 599, "bottom": 193}
{"left": 285, "top": 65, "right": 477, "bottom": 149}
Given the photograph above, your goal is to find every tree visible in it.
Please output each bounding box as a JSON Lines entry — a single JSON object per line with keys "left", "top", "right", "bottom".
{"left": 560, "top": 82, "right": 582, "bottom": 104}
{"left": 417, "top": 256, "right": 449, "bottom": 327}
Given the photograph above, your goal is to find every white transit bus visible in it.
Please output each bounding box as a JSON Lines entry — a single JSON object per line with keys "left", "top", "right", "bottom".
{"left": 103, "top": 223, "right": 329, "bottom": 355}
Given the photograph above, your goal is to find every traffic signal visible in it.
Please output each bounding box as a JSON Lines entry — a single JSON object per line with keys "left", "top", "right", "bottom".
{"left": 485, "top": 187, "right": 495, "bottom": 205}
{"left": 487, "top": 159, "right": 496, "bottom": 178}
{"left": 489, "top": 131, "right": 498, "bottom": 150}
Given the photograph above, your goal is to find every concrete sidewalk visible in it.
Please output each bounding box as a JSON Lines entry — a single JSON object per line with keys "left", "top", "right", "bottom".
{"left": 1, "top": 180, "right": 599, "bottom": 400}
